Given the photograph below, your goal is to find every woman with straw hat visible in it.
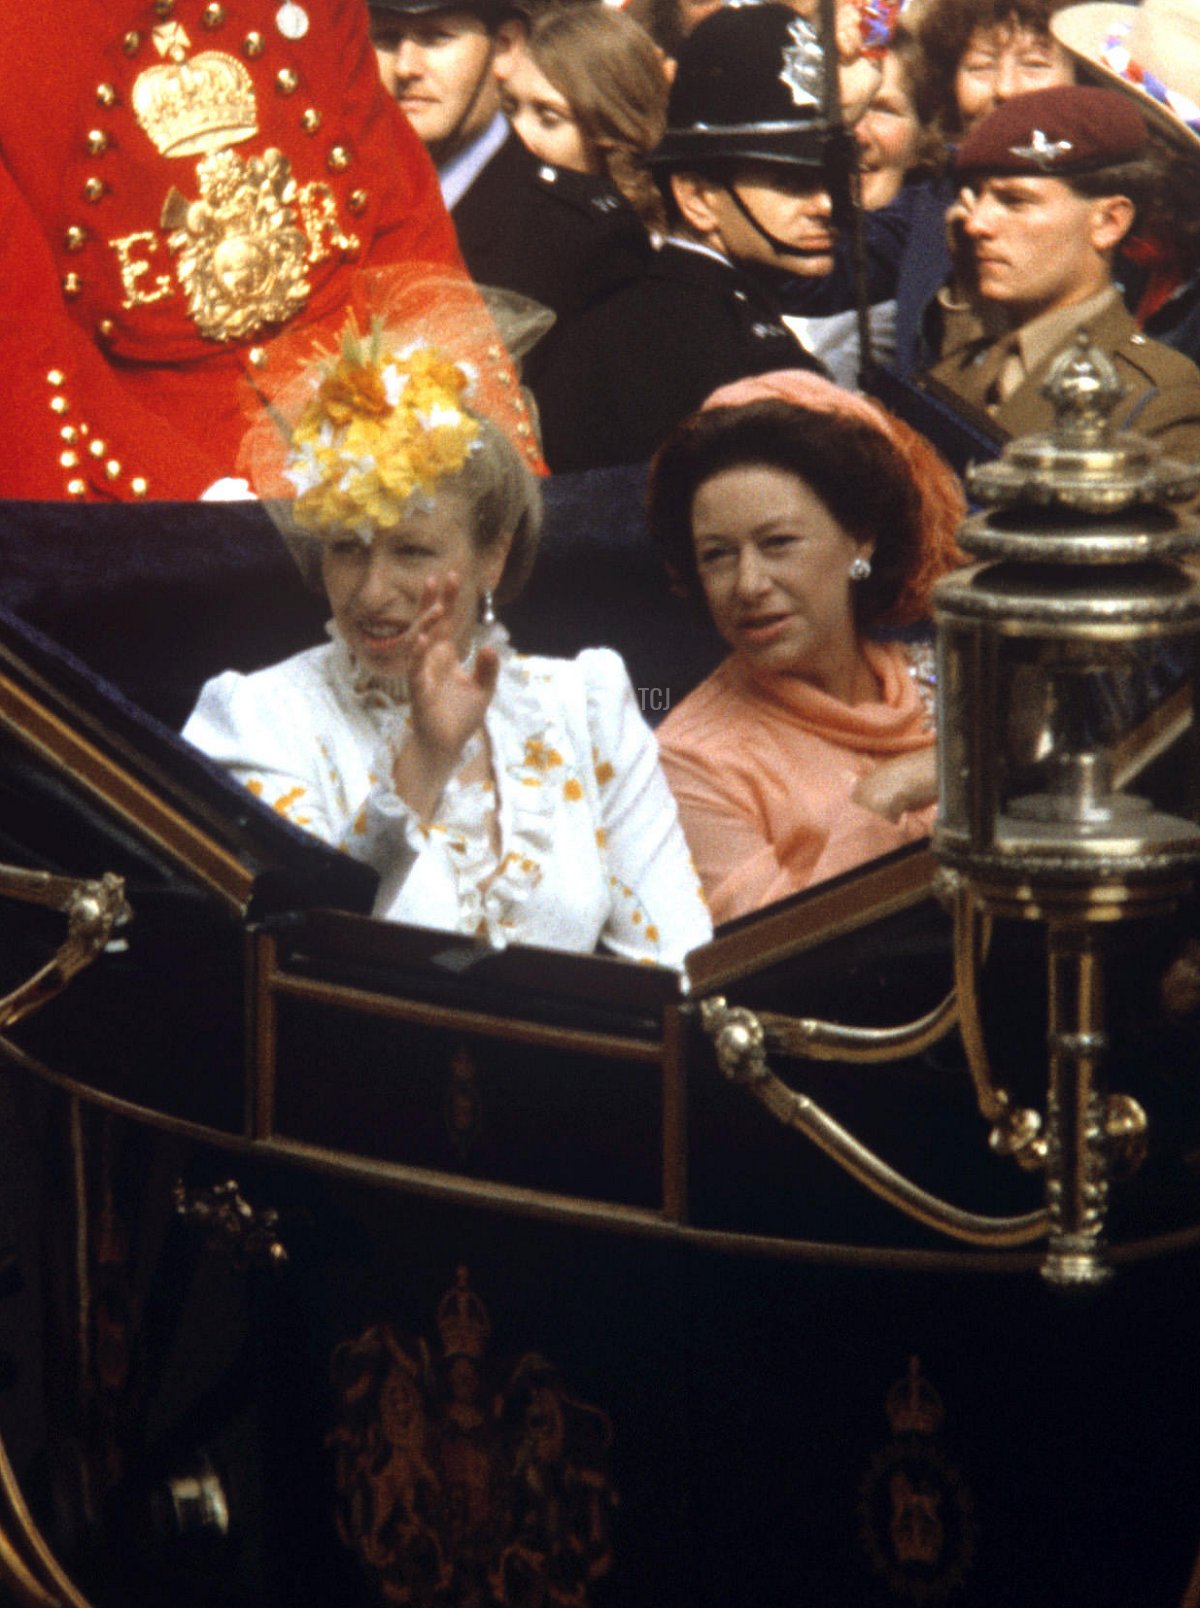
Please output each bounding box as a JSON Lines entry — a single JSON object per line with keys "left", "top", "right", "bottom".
{"left": 1052, "top": 0, "right": 1200, "bottom": 361}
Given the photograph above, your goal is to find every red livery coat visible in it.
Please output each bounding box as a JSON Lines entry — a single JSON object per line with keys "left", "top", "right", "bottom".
{"left": 0, "top": 0, "right": 464, "bottom": 499}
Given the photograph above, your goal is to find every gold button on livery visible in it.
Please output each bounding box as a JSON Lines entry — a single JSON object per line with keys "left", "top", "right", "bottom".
{"left": 202, "top": 4, "right": 227, "bottom": 27}
{"left": 276, "top": 67, "right": 299, "bottom": 94}
{"left": 86, "top": 130, "right": 110, "bottom": 155}
{"left": 301, "top": 108, "right": 321, "bottom": 133}
{"left": 96, "top": 83, "right": 118, "bottom": 108}
{"left": 327, "top": 145, "right": 350, "bottom": 172}
{"left": 244, "top": 31, "right": 265, "bottom": 56}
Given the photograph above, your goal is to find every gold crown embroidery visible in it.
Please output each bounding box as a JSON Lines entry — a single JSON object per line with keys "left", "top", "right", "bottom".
{"left": 132, "top": 48, "right": 259, "bottom": 159}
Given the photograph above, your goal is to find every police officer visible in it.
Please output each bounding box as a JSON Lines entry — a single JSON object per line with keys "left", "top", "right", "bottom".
{"left": 528, "top": 3, "right": 849, "bottom": 473}
{"left": 924, "top": 84, "right": 1200, "bottom": 457}
{"left": 0, "top": 0, "right": 465, "bottom": 500}
{"left": 366, "top": 0, "right": 651, "bottom": 332}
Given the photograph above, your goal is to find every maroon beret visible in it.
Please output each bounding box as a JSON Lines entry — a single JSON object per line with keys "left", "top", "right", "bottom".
{"left": 954, "top": 85, "right": 1148, "bottom": 179}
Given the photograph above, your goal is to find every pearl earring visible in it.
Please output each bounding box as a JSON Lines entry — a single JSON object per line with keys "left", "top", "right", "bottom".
{"left": 849, "top": 555, "right": 872, "bottom": 581}
{"left": 479, "top": 589, "right": 496, "bottom": 625}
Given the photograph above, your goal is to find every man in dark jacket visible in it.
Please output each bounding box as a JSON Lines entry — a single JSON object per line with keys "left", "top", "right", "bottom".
{"left": 367, "top": 0, "right": 651, "bottom": 375}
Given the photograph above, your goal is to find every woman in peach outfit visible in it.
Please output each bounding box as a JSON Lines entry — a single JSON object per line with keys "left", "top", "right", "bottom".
{"left": 650, "top": 370, "right": 965, "bottom": 925}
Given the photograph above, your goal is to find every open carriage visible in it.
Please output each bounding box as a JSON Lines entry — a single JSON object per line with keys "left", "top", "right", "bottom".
{"left": 2, "top": 471, "right": 1200, "bottom": 1608}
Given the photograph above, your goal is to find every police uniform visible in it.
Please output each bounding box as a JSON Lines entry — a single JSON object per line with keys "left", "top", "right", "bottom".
{"left": 527, "top": 3, "right": 843, "bottom": 470}
{"left": 450, "top": 124, "right": 651, "bottom": 326}
{"left": 0, "top": 0, "right": 463, "bottom": 500}
{"left": 532, "top": 241, "right": 824, "bottom": 472}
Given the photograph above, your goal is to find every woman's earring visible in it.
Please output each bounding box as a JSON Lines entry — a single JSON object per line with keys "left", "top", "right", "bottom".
{"left": 849, "top": 555, "right": 872, "bottom": 581}
{"left": 479, "top": 589, "right": 496, "bottom": 625}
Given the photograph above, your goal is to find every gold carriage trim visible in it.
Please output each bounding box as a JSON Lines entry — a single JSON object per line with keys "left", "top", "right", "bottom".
{"left": 163, "top": 147, "right": 311, "bottom": 342}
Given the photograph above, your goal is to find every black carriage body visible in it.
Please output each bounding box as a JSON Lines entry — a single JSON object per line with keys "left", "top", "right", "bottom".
{"left": 0, "top": 502, "right": 1199, "bottom": 1608}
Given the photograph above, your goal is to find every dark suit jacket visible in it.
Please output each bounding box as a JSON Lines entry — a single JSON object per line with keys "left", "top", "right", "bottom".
{"left": 530, "top": 242, "right": 824, "bottom": 472}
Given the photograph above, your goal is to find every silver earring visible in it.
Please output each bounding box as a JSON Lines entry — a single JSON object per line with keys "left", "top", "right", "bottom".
{"left": 849, "top": 555, "right": 872, "bottom": 581}
{"left": 479, "top": 589, "right": 496, "bottom": 625}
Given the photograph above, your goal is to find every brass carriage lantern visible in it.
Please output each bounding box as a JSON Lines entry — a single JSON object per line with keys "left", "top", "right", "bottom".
{"left": 933, "top": 332, "right": 1200, "bottom": 1287}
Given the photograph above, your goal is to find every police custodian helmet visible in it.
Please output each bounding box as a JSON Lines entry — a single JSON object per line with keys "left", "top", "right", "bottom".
{"left": 651, "top": 1, "right": 847, "bottom": 172}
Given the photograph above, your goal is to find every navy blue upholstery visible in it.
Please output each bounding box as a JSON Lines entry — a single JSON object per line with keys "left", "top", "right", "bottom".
{"left": 0, "top": 467, "right": 724, "bottom": 734}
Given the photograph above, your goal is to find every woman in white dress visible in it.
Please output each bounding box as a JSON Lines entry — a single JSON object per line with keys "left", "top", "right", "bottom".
{"left": 183, "top": 315, "right": 710, "bottom": 970}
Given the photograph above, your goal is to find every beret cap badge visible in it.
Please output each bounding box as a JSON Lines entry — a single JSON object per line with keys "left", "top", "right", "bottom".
{"left": 1009, "top": 129, "right": 1075, "bottom": 170}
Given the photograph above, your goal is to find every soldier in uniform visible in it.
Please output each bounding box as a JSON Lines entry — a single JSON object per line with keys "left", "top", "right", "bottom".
{"left": 526, "top": 3, "right": 844, "bottom": 474}
{"left": 366, "top": 0, "right": 651, "bottom": 362}
{"left": 0, "top": 0, "right": 464, "bottom": 501}
{"left": 923, "top": 84, "right": 1200, "bottom": 456}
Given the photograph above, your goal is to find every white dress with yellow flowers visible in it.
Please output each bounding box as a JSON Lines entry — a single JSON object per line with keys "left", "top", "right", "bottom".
{"left": 183, "top": 626, "right": 711, "bottom": 971}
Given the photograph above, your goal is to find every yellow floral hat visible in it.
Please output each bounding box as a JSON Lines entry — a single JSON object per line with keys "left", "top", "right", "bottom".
{"left": 238, "top": 265, "right": 552, "bottom": 537}
{"left": 284, "top": 328, "right": 482, "bottom": 537}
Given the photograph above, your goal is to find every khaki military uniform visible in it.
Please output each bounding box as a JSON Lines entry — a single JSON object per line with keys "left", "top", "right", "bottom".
{"left": 926, "top": 298, "right": 1200, "bottom": 461}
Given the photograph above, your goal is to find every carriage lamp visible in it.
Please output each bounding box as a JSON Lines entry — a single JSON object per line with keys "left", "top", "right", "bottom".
{"left": 700, "top": 334, "right": 1200, "bottom": 1288}
{"left": 932, "top": 333, "right": 1200, "bottom": 1285}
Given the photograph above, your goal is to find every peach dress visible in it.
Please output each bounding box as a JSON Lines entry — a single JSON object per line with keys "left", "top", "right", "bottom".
{"left": 657, "top": 639, "right": 934, "bottom": 924}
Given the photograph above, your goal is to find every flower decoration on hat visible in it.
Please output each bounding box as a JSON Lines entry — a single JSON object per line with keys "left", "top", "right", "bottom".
{"left": 858, "top": 0, "right": 907, "bottom": 59}
{"left": 1050, "top": 2, "right": 1200, "bottom": 155}
{"left": 237, "top": 264, "right": 552, "bottom": 533}
{"left": 284, "top": 324, "right": 481, "bottom": 538}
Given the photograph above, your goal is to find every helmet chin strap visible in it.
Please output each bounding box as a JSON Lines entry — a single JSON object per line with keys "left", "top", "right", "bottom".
{"left": 724, "top": 180, "right": 820, "bottom": 260}
{"left": 432, "top": 36, "right": 503, "bottom": 164}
